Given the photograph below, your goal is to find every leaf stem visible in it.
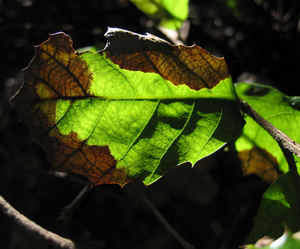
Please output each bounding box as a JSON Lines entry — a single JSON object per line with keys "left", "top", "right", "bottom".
{"left": 132, "top": 183, "right": 195, "bottom": 249}
{"left": 240, "top": 100, "right": 300, "bottom": 207}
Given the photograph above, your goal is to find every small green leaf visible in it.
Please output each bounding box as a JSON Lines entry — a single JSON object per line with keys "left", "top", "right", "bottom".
{"left": 245, "top": 173, "right": 300, "bottom": 244}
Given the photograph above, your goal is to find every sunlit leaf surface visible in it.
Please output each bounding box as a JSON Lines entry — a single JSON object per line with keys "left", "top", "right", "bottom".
{"left": 12, "top": 29, "right": 244, "bottom": 186}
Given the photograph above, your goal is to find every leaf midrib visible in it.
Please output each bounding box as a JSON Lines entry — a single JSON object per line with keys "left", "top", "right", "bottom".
{"left": 28, "top": 95, "right": 237, "bottom": 101}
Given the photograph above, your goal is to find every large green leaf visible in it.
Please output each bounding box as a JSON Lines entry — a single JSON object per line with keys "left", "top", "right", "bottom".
{"left": 245, "top": 173, "right": 300, "bottom": 244}
{"left": 235, "top": 82, "right": 300, "bottom": 176}
{"left": 130, "top": 0, "right": 189, "bottom": 30}
{"left": 11, "top": 28, "right": 244, "bottom": 186}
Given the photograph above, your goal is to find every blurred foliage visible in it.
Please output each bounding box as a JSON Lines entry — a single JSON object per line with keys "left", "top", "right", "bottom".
{"left": 130, "top": 0, "right": 189, "bottom": 29}
{"left": 244, "top": 227, "right": 300, "bottom": 249}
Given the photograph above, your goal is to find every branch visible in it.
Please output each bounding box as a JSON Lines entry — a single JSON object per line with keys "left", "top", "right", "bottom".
{"left": 240, "top": 100, "right": 300, "bottom": 206}
{"left": 240, "top": 100, "right": 300, "bottom": 157}
{"left": 0, "top": 194, "right": 76, "bottom": 249}
{"left": 56, "top": 181, "right": 91, "bottom": 238}
{"left": 0, "top": 194, "right": 104, "bottom": 249}
{"left": 278, "top": 144, "right": 300, "bottom": 207}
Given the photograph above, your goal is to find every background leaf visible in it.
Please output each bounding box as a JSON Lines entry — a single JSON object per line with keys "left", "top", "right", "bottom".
{"left": 238, "top": 146, "right": 282, "bottom": 183}
{"left": 236, "top": 82, "right": 300, "bottom": 245}
{"left": 235, "top": 82, "right": 300, "bottom": 179}
{"left": 12, "top": 29, "right": 244, "bottom": 187}
{"left": 245, "top": 173, "right": 300, "bottom": 244}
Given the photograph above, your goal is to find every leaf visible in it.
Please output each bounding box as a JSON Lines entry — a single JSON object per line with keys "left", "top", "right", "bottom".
{"left": 11, "top": 29, "right": 244, "bottom": 187}
{"left": 245, "top": 173, "right": 300, "bottom": 244}
{"left": 130, "top": 0, "right": 189, "bottom": 30}
{"left": 235, "top": 82, "right": 300, "bottom": 180}
{"left": 244, "top": 228, "right": 300, "bottom": 249}
{"left": 238, "top": 146, "right": 283, "bottom": 183}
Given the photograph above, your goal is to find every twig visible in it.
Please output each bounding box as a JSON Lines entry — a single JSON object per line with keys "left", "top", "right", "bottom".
{"left": 56, "top": 181, "right": 91, "bottom": 238}
{"left": 240, "top": 100, "right": 300, "bottom": 207}
{"left": 132, "top": 183, "right": 195, "bottom": 249}
{"left": 62, "top": 180, "right": 91, "bottom": 215}
{"left": 240, "top": 100, "right": 300, "bottom": 158}
{"left": 0, "top": 194, "right": 76, "bottom": 249}
{"left": 279, "top": 144, "right": 300, "bottom": 208}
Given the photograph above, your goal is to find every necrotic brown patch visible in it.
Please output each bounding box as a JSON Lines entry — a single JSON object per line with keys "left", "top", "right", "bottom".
{"left": 103, "top": 29, "right": 229, "bottom": 90}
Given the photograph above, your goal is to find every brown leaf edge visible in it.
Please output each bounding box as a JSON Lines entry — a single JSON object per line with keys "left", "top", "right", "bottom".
{"left": 11, "top": 32, "right": 131, "bottom": 187}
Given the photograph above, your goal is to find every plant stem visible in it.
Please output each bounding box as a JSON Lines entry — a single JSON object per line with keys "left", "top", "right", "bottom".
{"left": 279, "top": 144, "right": 300, "bottom": 208}
{"left": 240, "top": 100, "right": 300, "bottom": 207}
{"left": 57, "top": 181, "right": 91, "bottom": 238}
{"left": 0, "top": 195, "right": 76, "bottom": 249}
{"left": 132, "top": 183, "right": 195, "bottom": 249}
{"left": 63, "top": 181, "right": 91, "bottom": 215}
{"left": 240, "top": 100, "right": 300, "bottom": 157}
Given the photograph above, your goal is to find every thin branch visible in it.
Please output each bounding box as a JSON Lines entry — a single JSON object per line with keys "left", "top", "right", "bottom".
{"left": 56, "top": 181, "right": 91, "bottom": 238}
{"left": 279, "top": 144, "right": 300, "bottom": 208}
{"left": 132, "top": 183, "right": 195, "bottom": 249}
{"left": 240, "top": 100, "right": 300, "bottom": 157}
{"left": 62, "top": 181, "right": 91, "bottom": 215}
{"left": 0, "top": 194, "right": 76, "bottom": 249}
{"left": 240, "top": 100, "right": 300, "bottom": 207}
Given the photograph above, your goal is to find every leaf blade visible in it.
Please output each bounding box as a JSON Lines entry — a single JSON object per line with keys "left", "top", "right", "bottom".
{"left": 12, "top": 30, "right": 244, "bottom": 186}
{"left": 245, "top": 173, "right": 300, "bottom": 244}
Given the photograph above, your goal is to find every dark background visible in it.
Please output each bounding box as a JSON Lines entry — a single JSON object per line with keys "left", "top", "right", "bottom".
{"left": 0, "top": 0, "right": 299, "bottom": 248}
